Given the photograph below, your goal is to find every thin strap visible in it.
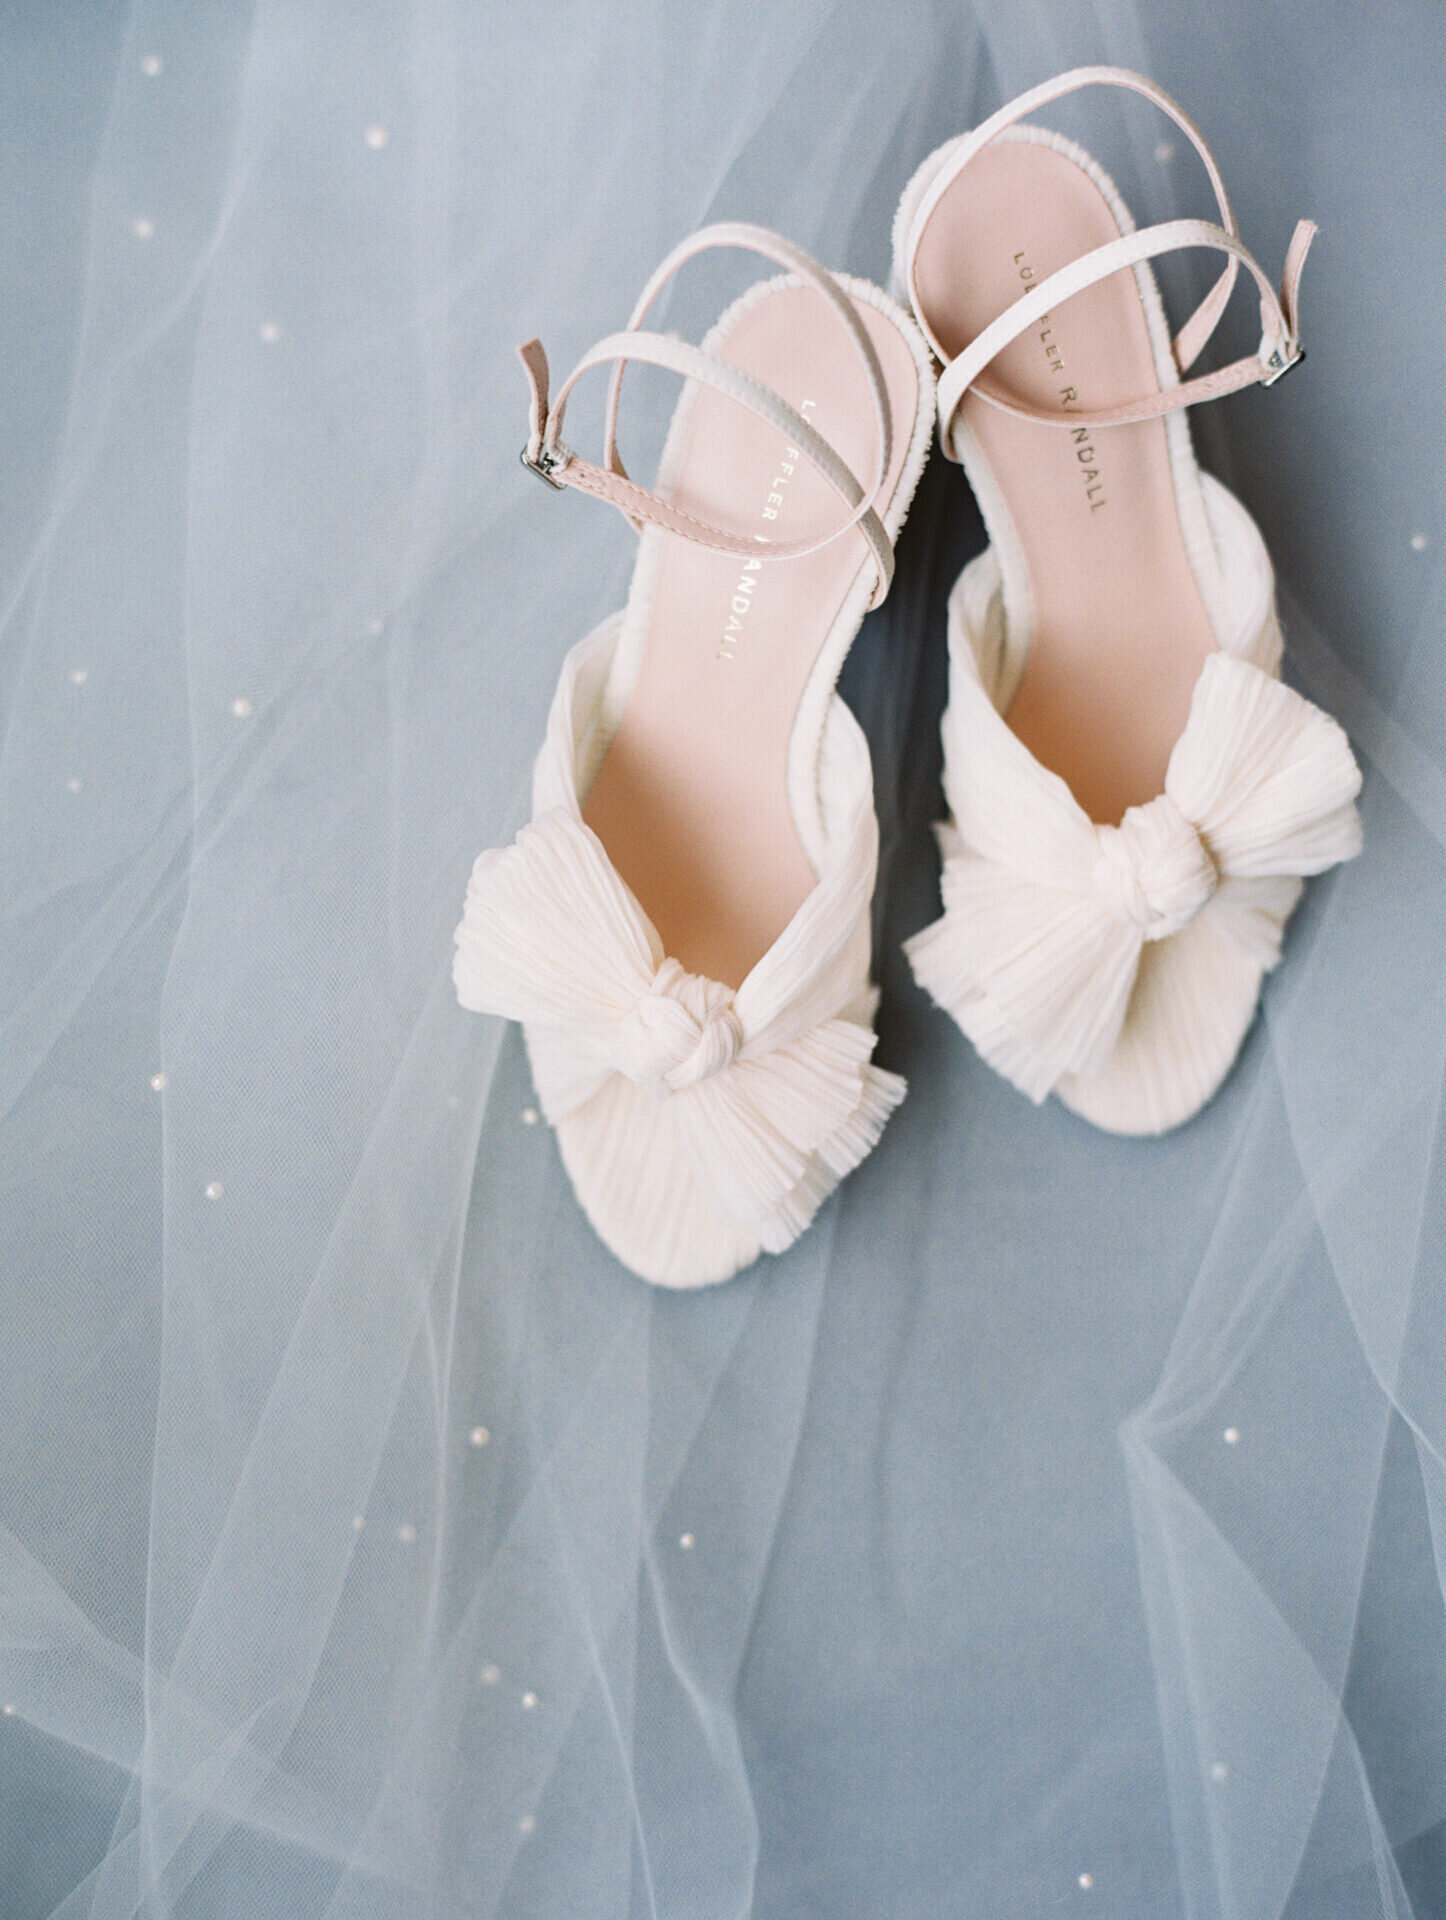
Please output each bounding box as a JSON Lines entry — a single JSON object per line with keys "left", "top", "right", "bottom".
{"left": 934, "top": 215, "right": 1314, "bottom": 449}
{"left": 518, "top": 223, "right": 897, "bottom": 605}
{"left": 562, "top": 336, "right": 876, "bottom": 538}
{"left": 903, "top": 68, "right": 1244, "bottom": 382}
{"left": 605, "top": 221, "right": 892, "bottom": 501}
{"left": 519, "top": 332, "right": 895, "bottom": 600}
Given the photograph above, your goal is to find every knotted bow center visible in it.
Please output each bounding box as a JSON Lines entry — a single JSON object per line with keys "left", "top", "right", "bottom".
{"left": 1092, "top": 794, "right": 1218, "bottom": 941}
{"left": 611, "top": 957, "right": 744, "bottom": 1097}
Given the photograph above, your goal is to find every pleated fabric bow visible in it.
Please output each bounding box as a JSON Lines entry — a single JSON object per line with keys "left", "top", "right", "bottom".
{"left": 453, "top": 809, "right": 902, "bottom": 1237}
{"left": 906, "top": 652, "right": 1363, "bottom": 1103}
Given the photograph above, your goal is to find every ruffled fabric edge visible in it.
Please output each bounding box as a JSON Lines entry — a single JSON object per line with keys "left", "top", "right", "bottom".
{"left": 460, "top": 616, "right": 903, "bottom": 1288}
{"left": 908, "top": 476, "right": 1362, "bottom": 1136}
{"left": 547, "top": 1005, "right": 905, "bottom": 1289}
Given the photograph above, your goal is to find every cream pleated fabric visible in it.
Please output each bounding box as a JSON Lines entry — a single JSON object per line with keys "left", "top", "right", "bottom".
{"left": 454, "top": 613, "right": 903, "bottom": 1287}
{"left": 907, "top": 475, "right": 1364, "bottom": 1134}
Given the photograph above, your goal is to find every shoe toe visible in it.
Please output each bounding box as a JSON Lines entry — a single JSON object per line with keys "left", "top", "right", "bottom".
{"left": 550, "top": 1071, "right": 765, "bottom": 1289}
{"left": 1054, "top": 908, "right": 1269, "bottom": 1136}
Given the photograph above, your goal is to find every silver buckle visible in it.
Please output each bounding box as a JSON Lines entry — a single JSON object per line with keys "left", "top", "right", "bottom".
{"left": 519, "top": 441, "right": 571, "bottom": 489}
{"left": 1260, "top": 339, "right": 1305, "bottom": 387}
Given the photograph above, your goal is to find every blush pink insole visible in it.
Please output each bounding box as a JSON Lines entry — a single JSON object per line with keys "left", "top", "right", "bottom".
{"left": 913, "top": 136, "right": 1217, "bottom": 826}
{"left": 582, "top": 284, "right": 919, "bottom": 988}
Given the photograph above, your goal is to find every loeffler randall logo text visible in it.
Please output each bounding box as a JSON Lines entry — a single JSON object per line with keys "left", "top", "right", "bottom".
{"left": 717, "top": 399, "right": 816, "bottom": 661}
{"left": 1014, "top": 253, "right": 1106, "bottom": 514}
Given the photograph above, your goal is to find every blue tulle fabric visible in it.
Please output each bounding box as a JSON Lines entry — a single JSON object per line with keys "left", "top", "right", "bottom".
{"left": 3, "top": 2, "right": 1445, "bottom": 1915}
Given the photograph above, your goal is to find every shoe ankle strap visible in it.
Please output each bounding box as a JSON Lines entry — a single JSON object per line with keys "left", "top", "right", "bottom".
{"left": 903, "top": 70, "right": 1245, "bottom": 368}
{"left": 899, "top": 65, "right": 1313, "bottom": 448}
{"left": 517, "top": 223, "right": 898, "bottom": 606}
{"left": 935, "top": 214, "right": 1314, "bottom": 449}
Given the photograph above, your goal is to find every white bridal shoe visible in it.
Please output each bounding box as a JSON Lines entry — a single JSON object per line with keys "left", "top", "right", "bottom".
{"left": 454, "top": 224, "right": 934, "bottom": 1286}
{"left": 893, "top": 68, "right": 1363, "bottom": 1134}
